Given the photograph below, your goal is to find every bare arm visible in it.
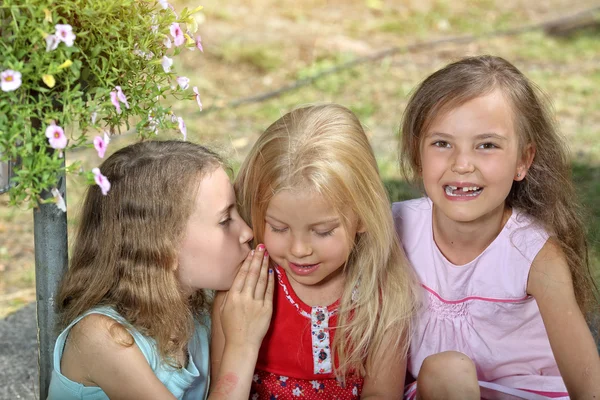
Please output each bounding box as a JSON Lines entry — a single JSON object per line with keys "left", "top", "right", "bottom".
{"left": 527, "top": 239, "right": 600, "bottom": 398}
{"left": 209, "top": 245, "right": 274, "bottom": 400}
{"left": 360, "top": 330, "right": 408, "bottom": 399}
{"left": 210, "top": 290, "right": 227, "bottom": 392}
{"left": 60, "top": 313, "right": 177, "bottom": 400}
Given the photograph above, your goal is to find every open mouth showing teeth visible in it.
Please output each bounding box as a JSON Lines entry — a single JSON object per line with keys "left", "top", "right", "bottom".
{"left": 444, "top": 185, "right": 483, "bottom": 197}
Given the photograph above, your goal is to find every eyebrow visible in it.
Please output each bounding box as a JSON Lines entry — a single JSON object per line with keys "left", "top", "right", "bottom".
{"left": 265, "top": 215, "right": 340, "bottom": 227}
{"left": 426, "top": 132, "right": 508, "bottom": 141}
{"left": 474, "top": 133, "right": 508, "bottom": 141}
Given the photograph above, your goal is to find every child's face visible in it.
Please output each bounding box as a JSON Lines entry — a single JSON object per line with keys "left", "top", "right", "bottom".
{"left": 177, "top": 167, "right": 253, "bottom": 294}
{"left": 419, "top": 89, "right": 529, "bottom": 224}
{"left": 263, "top": 189, "right": 359, "bottom": 294}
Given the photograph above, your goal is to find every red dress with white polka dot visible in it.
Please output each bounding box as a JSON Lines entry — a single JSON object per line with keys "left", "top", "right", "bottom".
{"left": 250, "top": 266, "right": 363, "bottom": 399}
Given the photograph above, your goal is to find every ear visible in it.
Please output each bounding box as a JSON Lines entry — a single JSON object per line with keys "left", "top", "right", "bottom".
{"left": 514, "top": 143, "right": 535, "bottom": 182}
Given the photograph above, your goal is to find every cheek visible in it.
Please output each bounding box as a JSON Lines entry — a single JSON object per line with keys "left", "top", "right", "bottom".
{"left": 263, "top": 230, "right": 279, "bottom": 251}
{"left": 319, "top": 236, "right": 351, "bottom": 260}
{"left": 263, "top": 230, "right": 287, "bottom": 258}
{"left": 481, "top": 157, "right": 518, "bottom": 182}
{"left": 421, "top": 152, "right": 446, "bottom": 175}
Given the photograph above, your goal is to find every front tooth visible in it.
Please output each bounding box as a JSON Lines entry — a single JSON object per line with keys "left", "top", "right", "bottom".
{"left": 462, "top": 187, "right": 469, "bottom": 192}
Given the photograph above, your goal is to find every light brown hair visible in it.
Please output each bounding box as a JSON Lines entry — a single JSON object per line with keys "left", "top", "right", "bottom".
{"left": 235, "top": 103, "right": 418, "bottom": 378}
{"left": 58, "top": 140, "right": 223, "bottom": 367}
{"left": 400, "top": 55, "right": 597, "bottom": 317}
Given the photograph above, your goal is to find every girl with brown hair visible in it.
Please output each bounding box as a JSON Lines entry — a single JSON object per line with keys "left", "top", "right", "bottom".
{"left": 47, "top": 140, "right": 274, "bottom": 400}
{"left": 395, "top": 55, "right": 600, "bottom": 399}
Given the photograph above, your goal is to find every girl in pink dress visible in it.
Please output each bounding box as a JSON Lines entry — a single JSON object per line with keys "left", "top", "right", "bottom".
{"left": 394, "top": 55, "right": 600, "bottom": 399}
{"left": 212, "top": 103, "right": 419, "bottom": 399}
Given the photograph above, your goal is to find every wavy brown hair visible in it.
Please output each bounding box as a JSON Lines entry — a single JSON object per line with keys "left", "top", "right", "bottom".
{"left": 58, "top": 140, "right": 223, "bottom": 367}
{"left": 235, "top": 104, "right": 419, "bottom": 378}
{"left": 399, "top": 55, "right": 598, "bottom": 318}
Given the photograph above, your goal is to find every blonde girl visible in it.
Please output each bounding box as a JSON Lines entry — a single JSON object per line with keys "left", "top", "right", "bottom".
{"left": 211, "top": 104, "right": 419, "bottom": 399}
{"left": 395, "top": 55, "right": 600, "bottom": 399}
{"left": 48, "top": 140, "right": 274, "bottom": 400}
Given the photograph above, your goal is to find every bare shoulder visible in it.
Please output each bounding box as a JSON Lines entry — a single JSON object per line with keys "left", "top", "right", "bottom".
{"left": 527, "top": 238, "right": 572, "bottom": 297}
{"left": 69, "top": 312, "right": 134, "bottom": 351}
{"left": 61, "top": 311, "right": 178, "bottom": 400}
{"left": 61, "top": 312, "right": 137, "bottom": 385}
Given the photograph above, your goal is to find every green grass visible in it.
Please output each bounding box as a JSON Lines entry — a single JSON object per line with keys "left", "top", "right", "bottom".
{"left": 294, "top": 54, "right": 360, "bottom": 95}
{"left": 215, "top": 41, "right": 284, "bottom": 73}
{"left": 512, "top": 29, "right": 600, "bottom": 63}
{"left": 573, "top": 162, "right": 600, "bottom": 281}
{"left": 370, "top": 0, "right": 517, "bottom": 37}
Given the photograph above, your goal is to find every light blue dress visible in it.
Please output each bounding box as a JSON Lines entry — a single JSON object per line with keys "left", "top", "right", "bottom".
{"left": 47, "top": 306, "right": 210, "bottom": 400}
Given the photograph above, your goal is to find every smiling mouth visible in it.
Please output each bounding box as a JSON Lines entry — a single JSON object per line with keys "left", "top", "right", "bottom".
{"left": 290, "top": 262, "right": 319, "bottom": 269}
{"left": 444, "top": 185, "right": 483, "bottom": 197}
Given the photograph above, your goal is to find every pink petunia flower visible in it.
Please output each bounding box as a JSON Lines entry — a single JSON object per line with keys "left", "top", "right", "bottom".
{"left": 170, "top": 23, "right": 185, "bottom": 47}
{"left": 110, "top": 90, "right": 121, "bottom": 114}
{"left": 161, "top": 56, "right": 173, "bottom": 73}
{"left": 177, "top": 117, "right": 187, "bottom": 140}
{"left": 1, "top": 70, "right": 22, "bottom": 92}
{"left": 55, "top": 24, "right": 76, "bottom": 47}
{"left": 92, "top": 168, "right": 111, "bottom": 195}
{"left": 115, "top": 86, "right": 129, "bottom": 109}
{"left": 195, "top": 35, "right": 203, "bottom": 52}
{"left": 193, "top": 86, "right": 203, "bottom": 111}
{"left": 51, "top": 188, "right": 66, "bottom": 212}
{"left": 93, "top": 133, "right": 109, "bottom": 158}
{"left": 45, "top": 122, "right": 67, "bottom": 150}
{"left": 45, "top": 34, "right": 60, "bottom": 52}
{"left": 176, "top": 76, "right": 189, "bottom": 90}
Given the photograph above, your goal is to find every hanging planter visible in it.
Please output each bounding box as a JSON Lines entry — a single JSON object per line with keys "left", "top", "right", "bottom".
{"left": 0, "top": 0, "right": 206, "bottom": 209}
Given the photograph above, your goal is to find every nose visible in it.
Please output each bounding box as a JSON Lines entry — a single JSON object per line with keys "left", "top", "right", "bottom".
{"left": 290, "top": 233, "right": 312, "bottom": 258}
{"left": 451, "top": 148, "right": 475, "bottom": 174}
{"left": 239, "top": 220, "right": 254, "bottom": 245}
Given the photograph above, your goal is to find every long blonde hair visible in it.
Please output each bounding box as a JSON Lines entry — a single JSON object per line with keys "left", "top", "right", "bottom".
{"left": 400, "top": 55, "right": 598, "bottom": 318}
{"left": 58, "top": 140, "right": 222, "bottom": 367}
{"left": 236, "top": 103, "right": 418, "bottom": 377}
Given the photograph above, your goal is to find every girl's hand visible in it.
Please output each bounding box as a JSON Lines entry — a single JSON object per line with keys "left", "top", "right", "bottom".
{"left": 209, "top": 245, "right": 273, "bottom": 399}
{"left": 219, "top": 244, "right": 274, "bottom": 349}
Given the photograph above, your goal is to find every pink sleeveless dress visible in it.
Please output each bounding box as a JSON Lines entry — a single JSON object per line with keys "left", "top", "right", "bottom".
{"left": 393, "top": 198, "right": 569, "bottom": 400}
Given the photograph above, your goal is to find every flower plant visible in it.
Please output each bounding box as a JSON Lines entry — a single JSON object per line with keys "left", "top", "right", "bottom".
{"left": 0, "top": 0, "right": 205, "bottom": 208}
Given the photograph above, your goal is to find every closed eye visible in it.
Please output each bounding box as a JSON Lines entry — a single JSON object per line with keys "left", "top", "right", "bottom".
{"left": 218, "top": 217, "right": 232, "bottom": 226}
{"left": 269, "top": 224, "right": 288, "bottom": 234}
{"left": 314, "top": 229, "right": 335, "bottom": 238}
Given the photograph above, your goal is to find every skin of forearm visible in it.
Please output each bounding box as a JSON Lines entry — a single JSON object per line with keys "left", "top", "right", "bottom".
{"left": 208, "top": 344, "right": 259, "bottom": 400}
